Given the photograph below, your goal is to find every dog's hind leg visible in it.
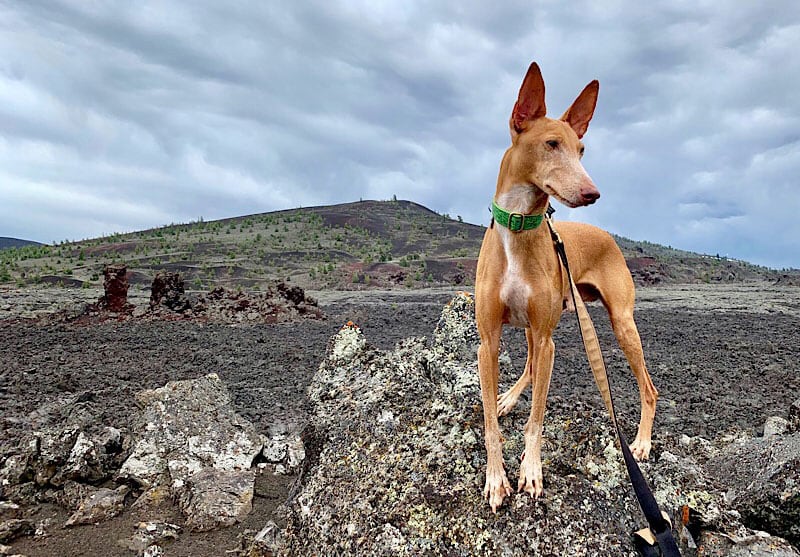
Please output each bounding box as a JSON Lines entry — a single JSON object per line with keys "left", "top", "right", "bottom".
{"left": 497, "top": 328, "right": 535, "bottom": 416}
{"left": 596, "top": 274, "right": 658, "bottom": 461}
{"left": 609, "top": 306, "right": 658, "bottom": 460}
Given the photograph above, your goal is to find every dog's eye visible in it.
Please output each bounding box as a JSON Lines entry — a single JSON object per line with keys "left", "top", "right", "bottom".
{"left": 546, "top": 140, "right": 559, "bottom": 149}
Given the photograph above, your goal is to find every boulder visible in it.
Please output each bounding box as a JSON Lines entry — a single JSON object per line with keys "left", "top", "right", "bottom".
{"left": 0, "top": 518, "right": 34, "bottom": 544}
{"left": 176, "top": 469, "right": 255, "bottom": 531}
{"left": 64, "top": 485, "right": 129, "bottom": 527}
{"left": 706, "top": 431, "right": 800, "bottom": 545}
{"left": 118, "top": 373, "right": 263, "bottom": 530}
{"left": 248, "top": 292, "right": 800, "bottom": 556}
{"left": 0, "top": 395, "right": 126, "bottom": 503}
{"left": 271, "top": 294, "right": 653, "bottom": 555}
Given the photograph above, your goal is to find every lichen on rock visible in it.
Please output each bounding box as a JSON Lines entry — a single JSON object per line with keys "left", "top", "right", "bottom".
{"left": 119, "top": 373, "right": 262, "bottom": 489}
{"left": 269, "top": 293, "right": 652, "bottom": 555}
{"left": 118, "top": 373, "right": 263, "bottom": 531}
{"left": 247, "top": 292, "right": 800, "bottom": 556}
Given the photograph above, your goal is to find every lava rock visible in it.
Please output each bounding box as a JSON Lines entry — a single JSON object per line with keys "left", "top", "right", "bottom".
{"left": 0, "top": 518, "right": 34, "bottom": 544}
{"left": 98, "top": 264, "right": 134, "bottom": 313}
{"left": 149, "top": 272, "right": 192, "bottom": 313}
{"left": 175, "top": 468, "right": 255, "bottom": 531}
{"left": 193, "top": 284, "right": 323, "bottom": 323}
{"left": 707, "top": 431, "right": 800, "bottom": 545}
{"left": 118, "top": 373, "right": 263, "bottom": 489}
{"left": 697, "top": 530, "right": 800, "bottom": 556}
{"left": 0, "top": 395, "right": 125, "bottom": 503}
{"left": 788, "top": 399, "right": 800, "bottom": 433}
{"left": 270, "top": 294, "right": 656, "bottom": 555}
{"left": 118, "top": 373, "right": 263, "bottom": 530}
{"left": 262, "top": 435, "right": 305, "bottom": 475}
{"left": 64, "top": 485, "right": 129, "bottom": 527}
{"left": 123, "top": 521, "right": 181, "bottom": 554}
{"left": 764, "top": 416, "right": 789, "bottom": 438}
{"left": 247, "top": 292, "right": 800, "bottom": 556}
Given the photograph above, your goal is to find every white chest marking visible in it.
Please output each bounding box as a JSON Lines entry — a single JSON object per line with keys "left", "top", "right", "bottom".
{"left": 499, "top": 229, "right": 531, "bottom": 327}
{"left": 495, "top": 186, "right": 536, "bottom": 328}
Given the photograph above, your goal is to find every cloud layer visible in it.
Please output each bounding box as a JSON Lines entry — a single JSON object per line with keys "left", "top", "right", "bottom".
{"left": 1, "top": 1, "right": 798, "bottom": 268}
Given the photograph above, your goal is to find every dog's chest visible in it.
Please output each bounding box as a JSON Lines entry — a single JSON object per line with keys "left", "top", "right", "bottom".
{"left": 498, "top": 231, "right": 532, "bottom": 328}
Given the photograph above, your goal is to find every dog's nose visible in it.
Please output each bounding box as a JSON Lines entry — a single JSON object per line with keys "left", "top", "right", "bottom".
{"left": 580, "top": 186, "right": 600, "bottom": 205}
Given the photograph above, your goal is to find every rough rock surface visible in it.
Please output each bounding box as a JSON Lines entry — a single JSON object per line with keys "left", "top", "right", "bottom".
{"left": 177, "top": 468, "right": 255, "bottom": 531}
{"left": 705, "top": 431, "right": 800, "bottom": 545}
{"left": 149, "top": 272, "right": 192, "bottom": 313}
{"left": 123, "top": 521, "right": 181, "bottom": 554}
{"left": 253, "top": 293, "right": 799, "bottom": 556}
{"left": 697, "top": 531, "right": 800, "bottom": 556}
{"left": 3, "top": 286, "right": 800, "bottom": 556}
{"left": 118, "top": 373, "right": 263, "bottom": 530}
{"left": 697, "top": 532, "right": 800, "bottom": 557}
{"left": 788, "top": 399, "right": 800, "bottom": 433}
{"left": 0, "top": 518, "right": 34, "bottom": 543}
{"left": 261, "top": 435, "right": 305, "bottom": 475}
{"left": 143, "top": 280, "right": 325, "bottom": 324}
{"left": 0, "top": 393, "right": 127, "bottom": 503}
{"left": 99, "top": 264, "right": 134, "bottom": 313}
{"left": 64, "top": 485, "right": 129, "bottom": 527}
{"left": 192, "top": 284, "right": 323, "bottom": 323}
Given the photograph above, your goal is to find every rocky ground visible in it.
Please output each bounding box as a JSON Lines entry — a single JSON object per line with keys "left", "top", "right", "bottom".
{"left": 1, "top": 282, "right": 800, "bottom": 556}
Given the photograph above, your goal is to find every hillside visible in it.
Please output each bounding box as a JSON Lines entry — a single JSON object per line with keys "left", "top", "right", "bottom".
{"left": 0, "top": 200, "right": 795, "bottom": 291}
{"left": 0, "top": 237, "right": 42, "bottom": 250}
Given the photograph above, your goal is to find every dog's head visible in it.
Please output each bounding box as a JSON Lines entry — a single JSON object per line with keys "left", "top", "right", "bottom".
{"left": 507, "top": 62, "right": 600, "bottom": 208}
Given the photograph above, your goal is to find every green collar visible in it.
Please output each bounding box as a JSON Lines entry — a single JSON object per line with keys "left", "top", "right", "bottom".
{"left": 491, "top": 200, "right": 544, "bottom": 232}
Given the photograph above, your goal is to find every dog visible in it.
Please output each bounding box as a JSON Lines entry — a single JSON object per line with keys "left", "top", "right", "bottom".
{"left": 475, "top": 62, "right": 659, "bottom": 512}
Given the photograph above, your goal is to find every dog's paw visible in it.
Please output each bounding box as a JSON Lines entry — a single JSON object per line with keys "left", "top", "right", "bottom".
{"left": 517, "top": 452, "right": 544, "bottom": 498}
{"left": 483, "top": 468, "right": 513, "bottom": 513}
{"left": 497, "top": 389, "right": 520, "bottom": 417}
{"left": 630, "top": 437, "right": 652, "bottom": 461}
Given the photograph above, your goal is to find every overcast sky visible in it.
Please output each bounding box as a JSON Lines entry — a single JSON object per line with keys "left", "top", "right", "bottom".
{"left": 1, "top": 2, "right": 799, "bottom": 268}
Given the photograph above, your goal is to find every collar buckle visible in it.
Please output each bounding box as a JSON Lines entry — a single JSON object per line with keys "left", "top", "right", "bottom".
{"left": 508, "top": 212, "right": 524, "bottom": 232}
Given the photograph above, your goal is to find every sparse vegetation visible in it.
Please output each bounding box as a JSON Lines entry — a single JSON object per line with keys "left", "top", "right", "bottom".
{"left": 0, "top": 200, "right": 795, "bottom": 291}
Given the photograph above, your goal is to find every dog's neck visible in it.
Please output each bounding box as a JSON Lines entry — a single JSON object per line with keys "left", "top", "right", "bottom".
{"left": 494, "top": 184, "right": 549, "bottom": 217}
{"left": 494, "top": 148, "right": 551, "bottom": 216}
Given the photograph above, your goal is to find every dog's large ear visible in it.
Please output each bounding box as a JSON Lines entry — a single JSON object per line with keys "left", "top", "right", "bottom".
{"left": 560, "top": 80, "right": 599, "bottom": 139}
{"left": 511, "top": 62, "right": 547, "bottom": 134}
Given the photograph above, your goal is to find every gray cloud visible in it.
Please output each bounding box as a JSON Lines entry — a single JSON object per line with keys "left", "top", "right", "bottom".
{"left": 0, "top": 1, "right": 798, "bottom": 268}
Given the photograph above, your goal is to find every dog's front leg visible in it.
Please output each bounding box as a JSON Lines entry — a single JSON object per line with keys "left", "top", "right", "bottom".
{"left": 478, "top": 330, "right": 512, "bottom": 512}
{"left": 518, "top": 335, "right": 555, "bottom": 497}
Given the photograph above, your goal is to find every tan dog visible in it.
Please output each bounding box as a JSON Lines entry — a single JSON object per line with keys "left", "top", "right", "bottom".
{"left": 475, "top": 62, "right": 659, "bottom": 512}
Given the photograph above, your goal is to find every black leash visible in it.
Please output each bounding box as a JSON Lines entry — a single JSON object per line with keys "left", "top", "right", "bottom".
{"left": 545, "top": 207, "right": 681, "bottom": 557}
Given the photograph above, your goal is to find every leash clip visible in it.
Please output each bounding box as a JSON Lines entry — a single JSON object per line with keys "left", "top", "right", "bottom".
{"left": 544, "top": 208, "right": 563, "bottom": 246}
{"left": 632, "top": 512, "right": 675, "bottom": 556}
